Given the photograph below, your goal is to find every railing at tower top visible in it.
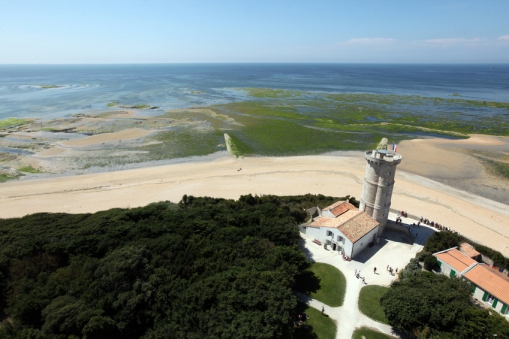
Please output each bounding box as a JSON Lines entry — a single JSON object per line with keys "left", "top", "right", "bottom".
{"left": 365, "top": 149, "right": 402, "bottom": 162}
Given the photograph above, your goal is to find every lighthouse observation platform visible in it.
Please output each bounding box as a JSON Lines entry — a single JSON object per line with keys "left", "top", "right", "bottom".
{"left": 364, "top": 149, "right": 402, "bottom": 164}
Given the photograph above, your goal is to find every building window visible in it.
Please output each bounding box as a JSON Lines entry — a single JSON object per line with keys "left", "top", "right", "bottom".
{"left": 327, "top": 231, "right": 333, "bottom": 237}
{"left": 487, "top": 294, "right": 495, "bottom": 304}
{"left": 337, "top": 235, "right": 344, "bottom": 243}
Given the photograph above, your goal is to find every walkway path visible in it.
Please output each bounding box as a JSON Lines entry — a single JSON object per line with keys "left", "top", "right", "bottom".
{"left": 298, "top": 215, "right": 435, "bottom": 338}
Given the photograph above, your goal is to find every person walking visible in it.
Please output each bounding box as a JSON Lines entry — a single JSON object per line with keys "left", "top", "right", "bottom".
{"left": 374, "top": 267, "right": 377, "bottom": 274}
{"left": 321, "top": 305, "right": 325, "bottom": 314}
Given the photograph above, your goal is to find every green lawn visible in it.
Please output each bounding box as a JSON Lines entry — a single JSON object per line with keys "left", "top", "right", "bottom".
{"left": 295, "top": 302, "right": 336, "bottom": 339}
{"left": 352, "top": 327, "right": 396, "bottom": 339}
{"left": 309, "top": 263, "right": 346, "bottom": 307}
{"left": 358, "top": 285, "right": 390, "bottom": 324}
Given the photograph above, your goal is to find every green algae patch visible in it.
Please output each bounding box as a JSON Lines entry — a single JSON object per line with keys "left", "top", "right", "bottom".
{"left": 242, "top": 87, "right": 302, "bottom": 98}
{"left": 18, "top": 165, "right": 43, "bottom": 174}
{"left": 40, "top": 85, "right": 64, "bottom": 89}
{"left": 477, "top": 158, "right": 509, "bottom": 180}
{"left": 0, "top": 173, "right": 19, "bottom": 183}
{"left": 107, "top": 101, "right": 119, "bottom": 107}
{"left": 119, "top": 104, "right": 151, "bottom": 109}
{"left": 0, "top": 118, "right": 31, "bottom": 130}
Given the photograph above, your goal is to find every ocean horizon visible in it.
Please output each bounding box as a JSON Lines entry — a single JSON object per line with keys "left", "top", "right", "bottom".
{"left": 1, "top": 63, "right": 508, "bottom": 120}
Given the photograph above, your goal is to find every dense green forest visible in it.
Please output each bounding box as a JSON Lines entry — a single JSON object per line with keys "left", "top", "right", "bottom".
{"left": 0, "top": 194, "right": 345, "bottom": 339}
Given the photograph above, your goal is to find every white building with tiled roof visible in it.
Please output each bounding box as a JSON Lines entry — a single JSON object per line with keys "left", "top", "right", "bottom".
{"left": 464, "top": 264, "right": 509, "bottom": 316}
{"left": 301, "top": 201, "right": 380, "bottom": 259}
{"left": 433, "top": 247, "right": 509, "bottom": 317}
{"left": 433, "top": 247, "right": 478, "bottom": 278}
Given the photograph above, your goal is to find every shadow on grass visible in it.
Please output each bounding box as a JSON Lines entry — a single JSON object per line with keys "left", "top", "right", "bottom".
{"left": 294, "top": 269, "right": 321, "bottom": 295}
{"left": 294, "top": 302, "right": 336, "bottom": 339}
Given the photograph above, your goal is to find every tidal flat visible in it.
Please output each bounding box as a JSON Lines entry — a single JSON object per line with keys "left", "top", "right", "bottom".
{"left": 1, "top": 89, "right": 508, "bottom": 188}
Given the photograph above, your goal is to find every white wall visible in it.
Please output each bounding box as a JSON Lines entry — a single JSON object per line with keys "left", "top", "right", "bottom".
{"left": 351, "top": 226, "right": 379, "bottom": 258}
{"left": 435, "top": 258, "right": 458, "bottom": 277}
{"left": 472, "top": 285, "right": 509, "bottom": 315}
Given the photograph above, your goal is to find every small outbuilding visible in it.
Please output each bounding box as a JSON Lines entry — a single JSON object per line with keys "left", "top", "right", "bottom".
{"left": 433, "top": 247, "right": 509, "bottom": 317}
{"left": 433, "top": 247, "right": 477, "bottom": 278}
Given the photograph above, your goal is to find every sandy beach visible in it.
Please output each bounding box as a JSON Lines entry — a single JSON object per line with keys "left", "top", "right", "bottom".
{"left": 2, "top": 134, "right": 509, "bottom": 257}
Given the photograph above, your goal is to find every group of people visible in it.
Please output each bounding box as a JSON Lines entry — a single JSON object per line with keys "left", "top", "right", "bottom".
{"left": 354, "top": 269, "right": 367, "bottom": 284}
{"left": 341, "top": 250, "right": 351, "bottom": 261}
{"left": 420, "top": 216, "right": 460, "bottom": 235}
{"left": 387, "top": 265, "right": 397, "bottom": 276}
{"left": 293, "top": 313, "right": 309, "bottom": 329}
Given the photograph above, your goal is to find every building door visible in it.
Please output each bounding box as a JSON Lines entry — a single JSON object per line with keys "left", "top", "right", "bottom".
{"left": 332, "top": 243, "right": 336, "bottom": 251}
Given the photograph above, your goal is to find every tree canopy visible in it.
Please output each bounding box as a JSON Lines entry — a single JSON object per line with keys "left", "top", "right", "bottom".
{"left": 381, "top": 266, "right": 509, "bottom": 338}
{"left": 0, "top": 194, "right": 346, "bottom": 339}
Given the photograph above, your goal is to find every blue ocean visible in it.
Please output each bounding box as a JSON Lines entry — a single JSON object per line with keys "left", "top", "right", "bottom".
{"left": 0, "top": 63, "right": 508, "bottom": 120}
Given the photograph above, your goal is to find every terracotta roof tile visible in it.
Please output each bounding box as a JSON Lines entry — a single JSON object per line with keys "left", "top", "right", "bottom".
{"left": 308, "top": 209, "right": 379, "bottom": 243}
{"left": 464, "top": 264, "right": 509, "bottom": 305}
{"left": 323, "top": 201, "right": 357, "bottom": 217}
{"left": 435, "top": 249, "right": 477, "bottom": 272}
{"left": 459, "top": 242, "right": 480, "bottom": 258}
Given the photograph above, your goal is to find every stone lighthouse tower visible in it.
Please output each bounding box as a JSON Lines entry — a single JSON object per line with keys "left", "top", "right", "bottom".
{"left": 359, "top": 138, "right": 402, "bottom": 235}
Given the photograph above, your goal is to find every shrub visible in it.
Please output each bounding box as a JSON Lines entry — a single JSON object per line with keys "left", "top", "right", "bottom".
{"left": 424, "top": 255, "right": 438, "bottom": 271}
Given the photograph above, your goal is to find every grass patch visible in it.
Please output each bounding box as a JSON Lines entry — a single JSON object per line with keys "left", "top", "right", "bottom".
{"left": 295, "top": 302, "right": 336, "bottom": 339}
{"left": 0, "top": 118, "right": 30, "bottom": 130}
{"left": 352, "top": 327, "right": 395, "bottom": 339}
{"left": 18, "top": 165, "right": 42, "bottom": 174}
{"left": 358, "top": 285, "right": 390, "bottom": 324}
{"left": 107, "top": 101, "right": 119, "bottom": 107}
{"left": 308, "top": 263, "right": 346, "bottom": 307}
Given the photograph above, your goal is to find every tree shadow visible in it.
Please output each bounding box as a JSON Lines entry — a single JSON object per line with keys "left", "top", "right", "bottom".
{"left": 294, "top": 270, "right": 321, "bottom": 295}
{"left": 299, "top": 237, "right": 316, "bottom": 263}
{"left": 293, "top": 302, "right": 319, "bottom": 339}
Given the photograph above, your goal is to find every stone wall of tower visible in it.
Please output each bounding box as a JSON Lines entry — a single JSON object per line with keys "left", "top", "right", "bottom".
{"left": 359, "top": 150, "right": 402, "bottom": 235}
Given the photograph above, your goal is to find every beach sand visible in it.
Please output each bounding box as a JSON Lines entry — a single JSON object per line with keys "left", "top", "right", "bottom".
{"left": 2, "top": 137, "right": 509, "bottom": 256}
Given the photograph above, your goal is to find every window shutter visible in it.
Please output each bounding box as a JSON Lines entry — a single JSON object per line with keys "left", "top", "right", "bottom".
{"left": 501, "top": 304, "right": 507, "bottom": 314}
{"left": 437, "top": 261, "right": 442, "bottom": 268}
{"left": 492, "top": 299, "right": 498, "bottom": 309}
{"left": 482, "top": 291, "right": 488, "bottom": 301}
{"left": 471, "top": 285, "right": 476, "bottom": 294}
{"left": 449, "top": 270, "right": 456, "bottom": 277}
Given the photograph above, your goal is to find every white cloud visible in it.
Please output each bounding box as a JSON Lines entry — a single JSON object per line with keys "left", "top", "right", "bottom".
{"left": 424, "top": 38, "right": 480, "bottom": 44}
{"left": 342, "top": 38, "right": 395, "bottom": 45}
{"left": 497, "top": 35, "right": 509, "bottom": 41}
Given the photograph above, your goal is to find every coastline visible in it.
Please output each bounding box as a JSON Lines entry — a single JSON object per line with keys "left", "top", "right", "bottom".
{"left": 1, "top": 149, "right": 509, "bottom": 257}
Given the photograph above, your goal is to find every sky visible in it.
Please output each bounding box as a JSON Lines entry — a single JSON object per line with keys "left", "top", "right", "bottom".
{"left": 1, "top": 0, "right": 509, "bottom": 64}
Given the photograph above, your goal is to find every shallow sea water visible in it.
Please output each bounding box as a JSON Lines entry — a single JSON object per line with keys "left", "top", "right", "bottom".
{"left": 0, "top": 63, "right": 508, "bottom": 120}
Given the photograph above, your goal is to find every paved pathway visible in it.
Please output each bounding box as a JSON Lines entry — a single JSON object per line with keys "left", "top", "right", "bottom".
{"left": 298, "top": 214, "right": 436, "bottom": 339}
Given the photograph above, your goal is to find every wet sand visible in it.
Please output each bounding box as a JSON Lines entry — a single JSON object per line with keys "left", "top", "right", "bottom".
{"left": 398, "top": 134, "right": 509, "bottom": 205}
{"left": 58, "top": 128, "right": 155, "bottom": 147}
{"left": 1, "top": 142, "right": 509, "bottom": 256}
